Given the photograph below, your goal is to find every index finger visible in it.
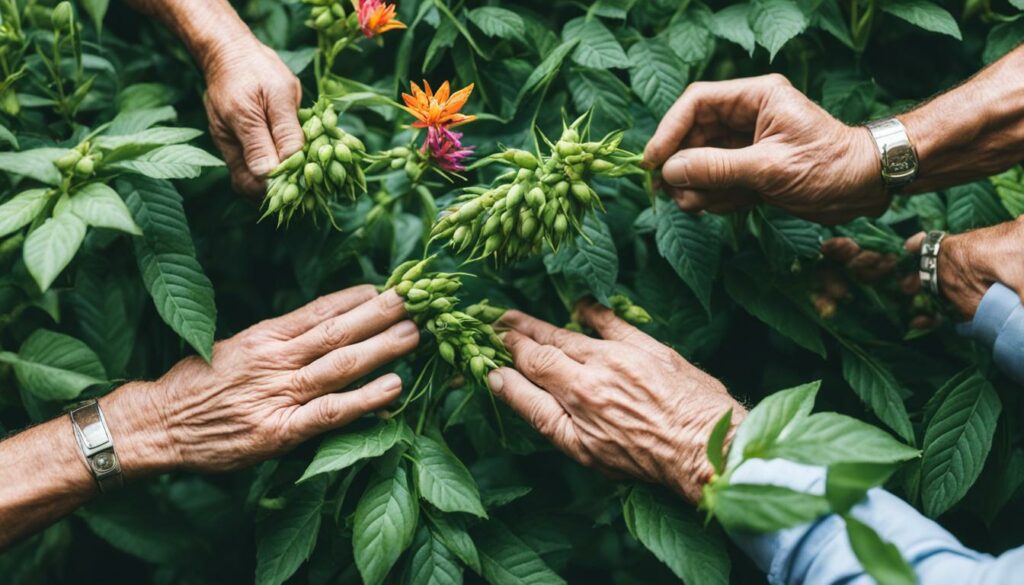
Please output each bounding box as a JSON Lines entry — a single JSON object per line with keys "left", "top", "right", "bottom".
{"left": 264, "top": 285, "right": 380, "bottom": 338}
{"left": 287, "top": 289, "right": 408, "bottom": 360}
{"left": 643, "top": 75, "right": 783, "bottom": 169}
{"left": 503, "top": 331, "right": 587, "bottom": 406}
{"left": 499, "top": 310, "right": 598, "bottom": 361}
{"left": 576, "top": 300, "right": 679, "bottom": 364}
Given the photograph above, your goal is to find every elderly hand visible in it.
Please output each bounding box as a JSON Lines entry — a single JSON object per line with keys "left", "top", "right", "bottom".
{"left": 200, "top": 33, "right": 304, "bottom": 199}
{"left": 644, "top": 75, "right": 883, "bottom": 224}
{"left": 486, "top": 302, "right": 745, "bottom": 503}
{"left": 906, "top": 217, "right": 1024, "bottom": 319}
{"left": 103, "top": 286, "right": 418, "bottom": 476}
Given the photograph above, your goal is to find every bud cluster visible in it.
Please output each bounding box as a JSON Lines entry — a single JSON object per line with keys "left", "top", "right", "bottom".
{"left": 305, "top": 0, "right": 359, "bottom": 48}
{"left": 609, "top": 293, "right": 652, "bottom": 325}
{"left": 53, "top": 140, "right": 99, "bottom": 181}
{"left": 429, "top": 115, "right": 644, "bottom": 264}
{"left": 384, "top": 258, "right": 511, "bottom": 384}
{"left": 365, "top": 145, "right": 428, "bottom": 183}
{"left": 263, "top": 99, "right": 367, "bottom": 226}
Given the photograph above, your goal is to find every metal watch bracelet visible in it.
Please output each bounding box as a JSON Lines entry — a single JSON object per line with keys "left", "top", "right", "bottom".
{"left": 919, "top": 230, "right": 946, "bottom": 297}
{"left": 70, "top": 399, "right": 124, "bottom": 493}
{"left": 865, "top": 117, "right": 919, "bottom": 193}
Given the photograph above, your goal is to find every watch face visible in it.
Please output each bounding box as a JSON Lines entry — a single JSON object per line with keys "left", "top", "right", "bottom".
{"left": 887, "top": 150, "right": 915, "bottom": 173}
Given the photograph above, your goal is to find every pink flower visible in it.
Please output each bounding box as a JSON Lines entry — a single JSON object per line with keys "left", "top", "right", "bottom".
{"left": 425, "top": 126, "right": 473, "bottom": 172}
{"left": 353, "top": 0, "right": 406, "bottom": 38}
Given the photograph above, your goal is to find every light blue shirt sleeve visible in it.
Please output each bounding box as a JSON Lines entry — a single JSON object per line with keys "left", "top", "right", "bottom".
{"left": 956, "top": 282, "right": 1024, "bottom": 384}
{"left": 727, "top": 459, "right": 1024, "bottom": 585}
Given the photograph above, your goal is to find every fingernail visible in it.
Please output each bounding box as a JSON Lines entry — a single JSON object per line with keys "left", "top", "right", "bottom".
{"left": 394, "top": 320, "right": 418, "bottom": 338}
{"left": 487, "top": 371, "right": 504, "bottom": 394}
{"left": 380, "top": 373, "right": 402, "bottom": 393}
{"left": 249, "top": 156, "right": 278, "bottom": 177}
{"left": 662, "top": 154, "right": 689, "bottom": 187}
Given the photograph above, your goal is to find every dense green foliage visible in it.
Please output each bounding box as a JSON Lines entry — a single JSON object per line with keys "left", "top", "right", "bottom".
{"left": 2, "top": 0, "right": 1024, "bottom": 583}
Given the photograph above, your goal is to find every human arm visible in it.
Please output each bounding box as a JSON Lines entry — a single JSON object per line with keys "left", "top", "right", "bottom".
{"left": 487, "top": 304, "right": 1024, "bottom": 583}
{"left": 643, "top": 46, "right": 1024, "bottom": 224}
{"left": 0, "top": 286, "right": 419, "bottom": 548}
{"left": 122, "top": 0, "right": 304, "bottom": 197}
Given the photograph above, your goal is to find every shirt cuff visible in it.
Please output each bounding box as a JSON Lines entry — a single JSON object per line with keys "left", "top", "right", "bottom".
{"left": 957, "top": 283, "right": 1024, "bottom": 384}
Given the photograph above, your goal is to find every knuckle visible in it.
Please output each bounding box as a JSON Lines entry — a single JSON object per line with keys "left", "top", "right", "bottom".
{"left": 319, "top": 318, "right": 351, "bottom": 348}
{"left": 333, "top": 348, "right": 360, "bottom": 374}
{"left": 290, "top": 368, "right": 319, "bottom": 395}
{"left": 765, "top": 73, "right": 790, "bottom": 86}
{"left": 312, "top": 399, "right": 339, "bottom": 427}
{"left": 707, "top": 154, "right": 735, "bottom": 185}
{"left": 526, "top": 346, "right": 561, "bottom": 377}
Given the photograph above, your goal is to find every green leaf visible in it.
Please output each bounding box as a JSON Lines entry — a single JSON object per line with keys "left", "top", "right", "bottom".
{"left": 354, "top": 460, "right": 419, "bottom": 585}
{"left": 0, "top": 188, "right": 50, "bottom": 238}
{"left": 591, "top": 0, "right": 636, "bottom": 19}
{"left": 760, "top": 412, "right": 920, "bottom": 465}
{"left": 428, "top": 513, "right": 481, "bottom": 574}
{"left": 723, "top": 264, "right": 826, "bottom": 357}
{"left": 110, "top": 144, "right": 223, "bottom": 179}
{"left": 840, "top": 344, "right": 915, "bottom": 443}
{"left": 712, "top": 4, "right": 756, "bottom": 55}
{"left": 628, "top": 39, "right": 688, "bottom": 117}
{"left": 707, "top": 409, "right": 733, "bottom": 475}
{"left": 299, "top": 421, "right": 406, "bottom": 483}
{"left": 882, "top": 0, "right": 962, "bottom": 39}
{"left": 623, "top": 484, "right": 730, "bottom": 585}
{"left": 0, "top": 147, "right": 69, "bottom": 185}
{"left": 80, "top": 0, "right": 109, "bottom": 33}
{"left": 654, "top": 197, "right": 722, "bottom": 315}
{"left": 468, "top": 7, "right": 525, "bottom": 38}
{"left": 825, "top": 462, "right": 900, "bottom": 514}
{"left": 711, "top": 483, "right": 830, "bottom": 532}
{"left": 562, "top": 17, "right": 628, "bottom": 69}
{"left": 517, "top": 39, "right": 579, "bottom": 104}
{"left": 413, "top": 435, "right": 487, "bottom": 518}
{"left": 920, "top": 373, "right": 1001, "bottom": 517}
{"left": 275, "top": 47, "right": 317, "bottom": 75}
{"left": 404, "top": 525, "right": 464, "bottom": 585}
{"left": 749, "top": 0, "right": 808, "bottom": 61}
{"left": 71, "top": 270, "right": 137, "bottom": 376}
{"left": 843, "top": 515, "right": 916, "bottom": 585}
{"left": 544, "top": 214, "right": 619, "bottom": 305}
{"left": 946, "top": 181, "right": 1011, "bottom": 232}
{"left": 95, "top": 127, "right": 204, "bottom": 163}
{"left": 124, "top": 177, "right": 217, "bottom": 362}
{"left": 78, "top": 489, "right": 196, "bottom": 564}
{"left": 728, "top": 381, "right": 819, "bottom": 469}
{"left": 106, "top": 106, "right": 178, "bottom": 135}
{"left": 474, "top": 521, "right": 566, "bottom": 585}
{"left": 984, "top": 19, "right": 1024, "bottom": 64}
{"left": 990, "top": 167, "right": 1024, "bottom": 217}
{"left": 66, "top": 183, "right": 142, "bottom": 235}
{"left": 751, "top": 206, "right": 822, "bottom": 271}
{"left": 665, "top": 6, "right": 715, "bottom": 67}
{"left": 23, "top": 209, "right": 87, "bottom": 291}
{"left": 0, "top": 330, "right": 106, "bottom": 401}
{"left": 567, "top": 68, "right": 633, "bottom": 131}
{"left": 255, "top": 476, "right": 329, "bottom": 585}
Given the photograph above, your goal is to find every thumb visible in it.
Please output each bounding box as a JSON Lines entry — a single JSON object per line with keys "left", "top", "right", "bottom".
{"left": 267, "top": 81, "right": 305, "bottom": 159}
{"left": 662, "top": 146, "right": 765, "bottom": 191}
{"left": 237, "top": 113, "right": 281, "bottom": 178}
{"left": 905, "top": 231, "right": 926, "bottom": 254}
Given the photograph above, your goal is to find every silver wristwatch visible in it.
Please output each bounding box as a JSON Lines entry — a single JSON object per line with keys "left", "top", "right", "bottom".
{"left": 70, "top": 399, "right": 124, "bottom": 493}
{"left": 865, "top": 117, "right": 918, "bottom": 193}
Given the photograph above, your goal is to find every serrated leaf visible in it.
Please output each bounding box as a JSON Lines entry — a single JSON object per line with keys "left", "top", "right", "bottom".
{"left": 299, "top": 421, "right": 406, "bottom": 482}
{"left": 468, "top": 7, "right": 525, "bottom": 38}
{"left": 413, "top": 435, "right": 487, "bottom": 518}
{"left": 840, "top": 344, "right": 915, "bottom": 443}
{"left": 544, "top": 214, "right": 618, "bottom": 305}
{"left": 474, "top": 521, "right": 566, "bottom": 585}
{"left": 665, "top": 6, "right": 715, "bottom": 66}
{"left": 882, "top": 0, "right": 962, "bottom": 39}
{"left": 749, "top": 0, "right": 808, "bottom": 60}
{"left": 96, "top": 127, "right": 204, "bottom": 163}
{"left": 0, "top": 148, "right": 69, "bottom": 185}
{"left": 843, "top": 515, "right": 916, "bottom": 585}
{"left": 0, "top": 330, "right": 106, "bottom": 401}
{"left": 826, "top": 462, "right": 900, "bottom": 514}
{"left": 124, "top": 176, "right": 216, "bottom": 362}
{"left": 428, "top": 513, "right": 481, "bottom": 575}
{"left": 255, "top": 476, "right": 329, "bottom": 585}
{"left": 751, "top": 206, "right": 822, "bottom": 271}
{"left": 111, "top": 144, "right": 223, "bottom": 179}
{"left": 728, "top": 381, "right": 819, "bottom": 469}
{"left": 628, "top": 39, "right": 688, "bottom": 117}
{"left": 67, "top": 183, "right": 141, "bottom": 235}
{"left": 106, "top": 106, "right": 178, "bottom": 135}
{"left": 920, "top": 373, "right": 1001, "bottom": 517}
{"left": 723, "top": 264, "right": 826, "bottom": 357}
{"left": 654, "top": 197, "right": 722, "bottom": 315}
{"left": 516, "top": 39, "right": 579, "bottom": 105}
{"left": 354, "top": 461, "right": 419, "bottom": 585}
{"left": 946, "top": 182, "right": 1010, "bottom": 232}
{"left": 0, "top": 188, "right": 49, "bottom": 238}
{"left": 712, "top": 3, "right": 756, "bottom": 54}
{"left": 711, "top": 483, "right": 830, "bottom": 532}
{"left": 405, "top": 525, "right": 464, "bottom": 585}
{"left": 990, "top": 168, "right": 1024, "bottom": 217}
{"left": 71, "top": 270, "right": 137, "bottom": 376}
{"left": 23, "top": 210, "right": 87, "bottom": 291}
{"left": 623, "top": 484, "right": 730, "bottom": 585}
{"left": 567, "top": 67, "right": 633, "bottom": 131}
{"left": 760, "top": 412, "right": 920, "bottom": 465}
{"left": 984, "top": 19, "right": 1024, "bottom": 64}
{"left": 562, "top": 17, "right": 628, "bottom": 69}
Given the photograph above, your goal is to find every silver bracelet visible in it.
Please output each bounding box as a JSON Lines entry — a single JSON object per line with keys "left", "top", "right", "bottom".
{"left": 865, "top": 117, "right": 919, "bottom": 193}
{"left": 70, "top": 400, "right": 123, "bottom": 493}
{"left": 919, "top": 230, "right": 947, "bottom": 297}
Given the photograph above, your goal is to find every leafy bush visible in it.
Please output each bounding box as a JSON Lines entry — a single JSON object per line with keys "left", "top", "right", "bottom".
{"left": 2, "top": 0, "right": 1023, "bottom": 583}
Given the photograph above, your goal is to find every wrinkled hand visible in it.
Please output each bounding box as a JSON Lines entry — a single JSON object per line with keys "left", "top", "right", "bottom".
{"left": 644, "top": 74, "right": 883, "bottom": 224}
{"left": 486, "top": 302, "right": 745, "bottom": 503}
{"left": 106, "top": 286, "right": 418, "bottom": 475}
{"left": 201, "top": 33, "right": 304, "bottom": 199}
{"left": 906, "top": 217, "right": 1024, "bottom": 319}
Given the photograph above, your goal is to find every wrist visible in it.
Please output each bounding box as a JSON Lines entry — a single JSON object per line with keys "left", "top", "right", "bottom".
{"left": 153, "top": 0, "right": 256, "bottom": 74}
{"left": 99, "top": 381, "right": 180, "bottom": 480}
{"left": 666, "top": 401, "right": 747, "bottom": 503}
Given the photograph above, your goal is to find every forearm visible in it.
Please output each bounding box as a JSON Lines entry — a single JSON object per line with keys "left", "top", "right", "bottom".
{"left": 900, "top": 46, "right": 1024, "bottom": 193}
{"left": 121, "top": 0, "right": 253, "bottom": 71}
{"left": 0, "top": 382, "right": 174, "bottom": 548}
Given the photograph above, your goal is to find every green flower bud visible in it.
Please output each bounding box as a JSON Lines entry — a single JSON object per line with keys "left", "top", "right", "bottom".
{"left": 570, "top": 181, "right": 591, "bottom": 204}
{"left": 341, "top": 134, "right": 365, "bottom": 152}
{"left": 508, "top": 149, "right": 539, "bottom": 169}
{"left": 464, "top": 344, "right": 480, "bottom": 357}
{"left": 305, "top": 116, "right": 324, "bottom": 140}
{"left": 452, "top": 225, "right": 469, "bottom": 246}
{"left": 483, "top": 234, "right": 502, "bottom": 256}
{"left": 429, "top": 297, "right": 452, "bottom": 311}
{"left": 298, "top": 108, "right": 313, "bottom": 123}
{"left": 470, "top": 355, "right": 487, "bottom": 379}
{"left": 395, "top": 280, "right": 414, "bottom": 296}
{"left": 282, "top": 150, "right": 306, "bottom": 173}
{"left": 333, "top": 142, "right": 352, "bottom": 163}
{"left": 317, "top": 144, "right": 334, "bottom": 164}
{"left": 506, "top": 184, "right": 524, "bottom": 207}
{"left": 405, "top": 160, "right": 422, "bottom": 181}
{"left": 589, "top": 159, "right": 616, "bottom": 173}
{"left": 456, "top": 200, "right": 483, "bottom": 222}
{"left": 314, "top": 11, "right": 334, "bottom": 29}
{"left": 439, "top": 313, "right": 460, "bottom": 327}
{"left": 51, "top": 2, "right": 72, "bottom": 29}
{"left": 561, "top": 128, "right": 580, "bottom": 142}
{"left": 304, "top": 162, "right": 324, "bottom": 185}
{"left": 623, "top": 305, "right": 652, "bottom": 324}
{"left": 391, "top": 146, "right": 412, "bottom": 158}
{"left": 439, "top": 341, "right": 456, "bottom": 364}
{"left": 407, "top": 288, "right": 430, "bottom": 302}
{"left": 479, "top": 346, "right": 496, "bottom": 359}
{"left": 515, "top": 168, "right": 532, "bottom": 182}
{"left": 556, "top": 141, "right": 582, "bottom": 158}
{"left": 386, "top": 260, "right": 418, "bottom": 289}
{"left": 482, "top": 213, "right": 501, "bottom": 237}
{"left": 321, "top": 107, "right": 338, "bottom": 130}
{"left": 390, "top": 157, "right": 404, "bottom": 169}
{"left": 331, "top": 3, "right": 346, "bottom": 17}
{"left": 282, "top": 183, "right": 301, "bottom": 203}
{"left": 54, "top": 150, "right": 82, "bottom": 171}
{"left": 553, "top": 214, "right": 569, "bottom": 237}
{"left": 402, "top": 258, "right": 430, "bottom": 282}
{"left": 327, "top": 161, "right": 347, "bottom": 185}
{"left": 74, "top": 156, "right": 94, "bottom": 176}
{"left": 519, "top": 216, "right": 538, "bottom": 239}
{"left": 526, "top": 187, "right": 546, "bottom": 208}
{"left": 413, "top": 278, "right": 432, "bottom": 290}
{"left": 303, "top": 193, "right": 316, "bottom": 212}
{"left": 405, "top": 299, "right": 430, "bottom": 313}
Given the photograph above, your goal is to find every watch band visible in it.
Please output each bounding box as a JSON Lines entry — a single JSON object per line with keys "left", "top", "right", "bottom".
{"left": 865, "top": 117, "right": 919, "bottom": 193}
{"left": 70, "top": 399, "right": 124, "bottom": 493}
{"left": 919, "top": 230, "right": 946, "bottom": 297}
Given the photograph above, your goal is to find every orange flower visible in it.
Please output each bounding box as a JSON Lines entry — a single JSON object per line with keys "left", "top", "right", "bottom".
{"left": 352, "top": 0, "right": 406, "bottom": 38}
{"left": 401, "top": 80, "right": 477, "bottom": 129}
